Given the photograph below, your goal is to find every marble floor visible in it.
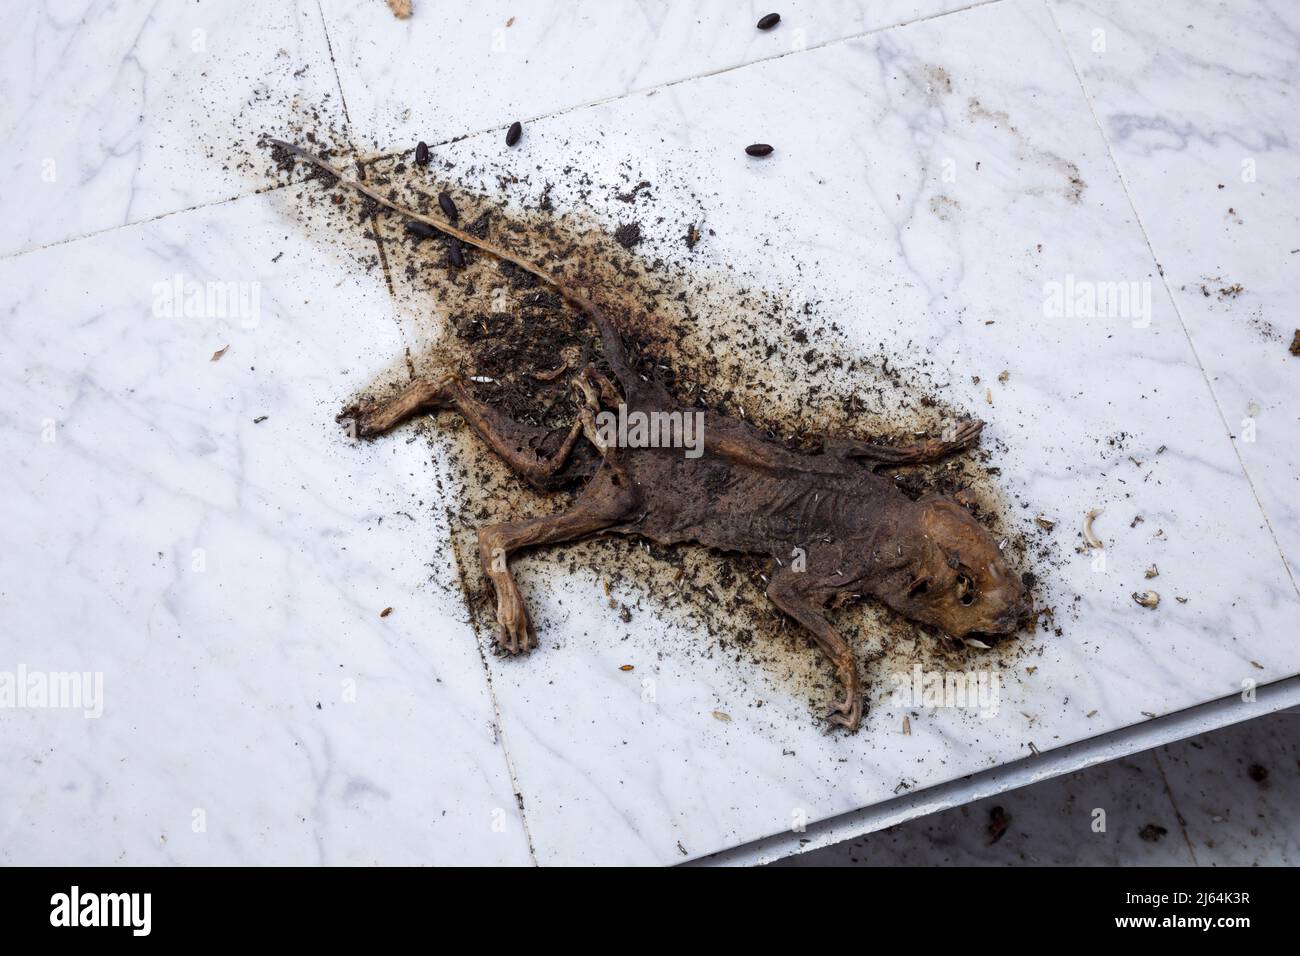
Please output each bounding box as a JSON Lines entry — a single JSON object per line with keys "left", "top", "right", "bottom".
{"left": 1, "top": 0, "right": 1296, "bottom": 865}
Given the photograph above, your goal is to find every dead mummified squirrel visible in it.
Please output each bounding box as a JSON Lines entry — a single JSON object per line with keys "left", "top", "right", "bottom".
{"left": 273, "top": 139, "right": 1032, "bottom": 731}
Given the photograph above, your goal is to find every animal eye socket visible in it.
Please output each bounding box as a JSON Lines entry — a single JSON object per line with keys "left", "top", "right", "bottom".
{"left": 955, "top": 573, "right": 976, "bottom": 606}
{"left": 908, "top": 577, "right": 931, "bottom": 599}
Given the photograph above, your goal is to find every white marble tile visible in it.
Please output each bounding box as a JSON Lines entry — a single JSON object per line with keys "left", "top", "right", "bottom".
{"left": 1051, "top": 0, "right": 1300, "bottom": 579}
{"left": 331, "top": 0, "right": 1299, "bottom": 863}
{"left": 0, "top": 0, "right": 351, "bottom": 257}
{"left": 0, "top": 190, "right": 531, "bottom": 865}
{"left": 317, "top": 0, "right": 977, "bottom": 151}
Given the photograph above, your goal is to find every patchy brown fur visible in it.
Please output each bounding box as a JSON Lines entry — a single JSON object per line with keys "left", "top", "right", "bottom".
{"left": 276, "top": 140, "right": 1032, "bottom": 731}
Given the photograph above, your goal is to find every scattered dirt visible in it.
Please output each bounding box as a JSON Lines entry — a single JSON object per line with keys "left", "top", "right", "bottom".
{"left": 1138, "top": 823, "right": 1168, "bottom": 842}
{"left": 987, "top": 805, "right": 1011, "bottom": 845}
{"left": 966, "top": 97, "right": 1086, "bottom": 204}
{"left": 929, "top": 194, "right": 960, "bottom": 221}
{"left": 243, "top": 108, "right": 1063, "bottom": 730}
{"left": 1198, "top": 279, "right": 1244, "bottom": 298}
{"left": 613, "top": 222, "right": 643, "bottom": 248}
{"left": 925, "top": 65, "right": 954, "bottom": 98}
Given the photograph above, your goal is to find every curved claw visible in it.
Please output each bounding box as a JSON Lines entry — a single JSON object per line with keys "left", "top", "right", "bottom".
{"left": 336, "top": 403, "right": 384, "bottom": 439}
{"left": 826, "top": 698, "right": 863, "bottom": 731}
{"left": 948, "top": 418, "right": 984, "bottom": 449}
{"left": 825, "top": 665, "right": 864, "bottom": 731}
{"left": 495, "top": 619, "right": 535, "bottom": 655}
{"left": 492, "top": 579, "right": 535, "bottom": 655}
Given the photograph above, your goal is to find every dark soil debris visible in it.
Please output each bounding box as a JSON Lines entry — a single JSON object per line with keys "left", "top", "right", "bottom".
{"left": 254, "top": 117, "right": 1051, "bottom": 730}
{"left": 614, "top": 222, "right": 643, "bottom": 248}
{"left": 1138, "top": 823, "right": 1168, "bottom": 842}
{"left": 987, "top": 805, "right": 1011, "bottom": 845}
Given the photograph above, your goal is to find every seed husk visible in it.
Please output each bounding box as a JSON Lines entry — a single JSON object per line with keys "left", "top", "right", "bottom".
{"left": 757, "top": 13, "right": 781, "bottom": 30}
{"left": 438, "top": 190, "right": 459, "bottom": 222}
{"left": 505, "top": 120, "right": 522, "bottom": 146}
{"left": 1082, "top": 507, "right": 1104, "bottom": 550}
{"left": 447, "top": 240, "right": 466, "bottom": 268}
{"left": 745, "top": 143, "right": 774, "bottom": 157}
{"left": 415, "top": 140, "right": 429, "bottom": 165}
{"left": 1132, "top": 590, "right": 1160, "bottom": 609}
{"left": 405, "top": 220, "right": 439, "bottom": 240}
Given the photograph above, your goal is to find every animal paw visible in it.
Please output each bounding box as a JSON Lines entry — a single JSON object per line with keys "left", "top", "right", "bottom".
{"left": 336, "top": 376, "right": 459, "bottom": 439}
{"left": 826, "top": 667, "right": 864, "bottom": 731}
{"left": 826, "top": 697, "right": 863, "bottom": 731}
{"left": 493, "top": 578, "right": 535, "bottom": 655}
{"left": 336, "top": 401, "right": 389, "bottom": 439}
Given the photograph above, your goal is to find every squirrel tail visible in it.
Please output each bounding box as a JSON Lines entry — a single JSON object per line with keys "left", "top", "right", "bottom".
{"left": 269, "top": 138, "right": 634, "bottom": 384}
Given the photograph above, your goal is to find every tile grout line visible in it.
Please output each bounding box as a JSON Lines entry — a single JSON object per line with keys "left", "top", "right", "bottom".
{"left": 439, "top": 503, "right": 542, "bottom": 866}
{"left": 0, "top": 185, "right": 288, "bottom": 262}
{"left": 312, "top": 0, "right": 540, "bottom": 866}
{"left": 1150, "top": 747, "right": 1200, "bottom": 865}
{"left": 3, "top": 0, "right": 1010, "bottom": 264}
{"left": 314, "top": 0, "right": 353, "bottom": 128}
{"left": 312, "top": 0, "right": 405, "bottom": 333}
{"left": 1043, "top": 0, "right": 1300, "bottom": 600}
{"left": 352, "top": 0, "right": 1010, "bottom": 163}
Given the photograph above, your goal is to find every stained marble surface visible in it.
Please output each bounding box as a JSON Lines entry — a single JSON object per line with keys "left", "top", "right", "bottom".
{"left": 2, "top": 0, "right": 1297, "bottom": 866}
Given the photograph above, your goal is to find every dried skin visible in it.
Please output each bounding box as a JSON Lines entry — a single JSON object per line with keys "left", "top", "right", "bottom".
{"left": 280, "top": 141, "right": 1034, "bottom": 732}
